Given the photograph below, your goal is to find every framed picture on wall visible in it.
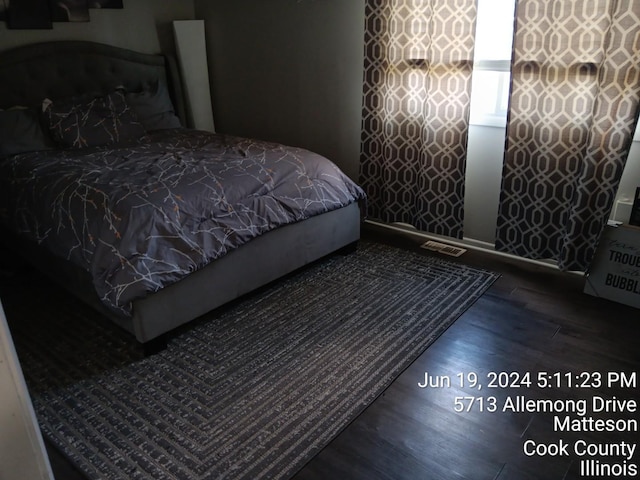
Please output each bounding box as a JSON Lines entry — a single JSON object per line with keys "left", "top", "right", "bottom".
{"left": 90, "top": 0, "right": 122, "bottom": 7}
{"left": 7, "top": 0, "right": 53, "bottom": 29}
{"left": 50, "top": 0, "right": 90, "bottom": 22}
{"left": 1, "top": 0, "right": 123, "bottom": 27}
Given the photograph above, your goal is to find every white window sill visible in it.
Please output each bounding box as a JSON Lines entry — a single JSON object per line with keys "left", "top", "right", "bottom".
{"left": 469, "top": 115, "right": 507, "bottom": 129}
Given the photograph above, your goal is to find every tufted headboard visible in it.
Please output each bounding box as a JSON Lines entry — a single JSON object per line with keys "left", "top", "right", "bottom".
{"left": 0, "top": 40, "right": 187, "bottom": 126}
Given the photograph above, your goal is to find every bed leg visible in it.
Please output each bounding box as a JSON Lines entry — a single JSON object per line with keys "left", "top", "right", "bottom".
{"left": 337, "top": 240, "right": 359, "bottom": 255}
{"left": 141, "top": 335, "right": 168, "bottom": 356}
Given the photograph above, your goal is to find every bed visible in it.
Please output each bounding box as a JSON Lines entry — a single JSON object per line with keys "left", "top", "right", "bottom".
{"left": 0, "top": 41, "right": 365, "bottom": 352}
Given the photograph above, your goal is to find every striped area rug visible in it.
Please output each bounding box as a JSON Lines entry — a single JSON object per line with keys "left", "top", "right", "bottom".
{"left": 6, "top": 241, "right": 498, "bottom": 480}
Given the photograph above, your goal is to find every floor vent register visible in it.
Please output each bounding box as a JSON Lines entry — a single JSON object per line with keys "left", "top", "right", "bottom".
{"left": 420, "top": 240, "right": 467, "bottom": 257}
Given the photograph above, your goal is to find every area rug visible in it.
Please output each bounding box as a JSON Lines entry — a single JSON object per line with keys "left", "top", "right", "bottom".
{"left": 5, "top": 241, "right": 499, "bottom": 480}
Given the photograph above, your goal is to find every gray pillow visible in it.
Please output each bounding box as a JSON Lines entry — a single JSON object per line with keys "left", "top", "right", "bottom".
{"left": 0, "top": 107, "right": 55, "bottom": 157}
{"left": 126, "top": 81, "right": 182, "bottom": 131}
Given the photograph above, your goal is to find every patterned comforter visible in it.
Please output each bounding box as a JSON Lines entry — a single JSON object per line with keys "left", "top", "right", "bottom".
{"left": 0, "top": 129, "right": 365, "bottom": 316}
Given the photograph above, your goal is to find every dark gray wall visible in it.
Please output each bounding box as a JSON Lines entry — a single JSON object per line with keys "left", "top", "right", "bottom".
{"left": 195, "top": 0, "right": 365, "bottom": 180}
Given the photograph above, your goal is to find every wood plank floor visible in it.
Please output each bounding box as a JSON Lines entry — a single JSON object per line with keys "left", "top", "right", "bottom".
{"left": 6, "top": 224, "right": 640, "bottom": 480}
{"left": 294, "top": 225, "right": 640, "bottom": 480}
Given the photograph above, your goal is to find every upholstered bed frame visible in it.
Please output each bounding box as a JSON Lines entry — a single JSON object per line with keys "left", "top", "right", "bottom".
{"left": 0, "top": 41, "right": 361, "bottom": 351}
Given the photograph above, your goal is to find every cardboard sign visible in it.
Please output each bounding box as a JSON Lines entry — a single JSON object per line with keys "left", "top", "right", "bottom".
{"left": 584, "top": 224, "right": 640, "bottom": 309}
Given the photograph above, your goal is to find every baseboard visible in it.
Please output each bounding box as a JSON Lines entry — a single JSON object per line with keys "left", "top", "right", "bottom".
{"left": 365, "top": 220, "right": 574, "bottom": 273}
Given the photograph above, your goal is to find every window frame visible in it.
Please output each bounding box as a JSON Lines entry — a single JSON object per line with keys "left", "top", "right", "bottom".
{"left": 468, "top": 0, "right": 516, "bottom": 128}
{"left": 469, "top": 59, "right": 512, "bottom": 128}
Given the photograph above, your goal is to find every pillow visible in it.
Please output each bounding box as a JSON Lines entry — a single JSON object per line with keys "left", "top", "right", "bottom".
{"left": 126, "top": 81, "right": 182, "bottom": 131}
{"left": 0, "top": 107, "right": 56, "bottom": 157}
{"left": 42, "top": 90, "right": 146, "bottom": 149}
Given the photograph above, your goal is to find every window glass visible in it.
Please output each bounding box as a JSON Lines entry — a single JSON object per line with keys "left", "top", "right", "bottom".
{"left": 469, "top": 0, "right": 516, "bottom": 127}
{"left": 474, "top": 0, "right": 516, "bottom": 62}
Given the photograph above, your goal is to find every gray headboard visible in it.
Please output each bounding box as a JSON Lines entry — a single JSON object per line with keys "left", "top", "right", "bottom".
{"left": 0, "top": 40, "right": 187, "bottom": 126}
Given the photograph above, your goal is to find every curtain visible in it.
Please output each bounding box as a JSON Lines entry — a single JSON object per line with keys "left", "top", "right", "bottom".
{"left": 360, "top": 0, "right": 477, "bottom": 239}
{"left": 496, "top": 0, "right": 640, "bottom": 271}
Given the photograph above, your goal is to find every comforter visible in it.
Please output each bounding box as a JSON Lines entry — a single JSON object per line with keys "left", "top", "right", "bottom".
{"left": 0, "top": 129, "right": 365, "bottom": 315}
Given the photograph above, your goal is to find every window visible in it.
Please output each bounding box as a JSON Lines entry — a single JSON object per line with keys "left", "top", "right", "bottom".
{"left": 469, "top": 0, "right": 516, "bottom": 127}
{"left": 469, "top": 0, "right": 640, "bottom": 140}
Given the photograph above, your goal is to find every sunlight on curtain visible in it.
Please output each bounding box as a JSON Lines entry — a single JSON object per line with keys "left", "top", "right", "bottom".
{"left": 360, "top": 0, "right": 477, "bottom": 239}
{"left": 496, "top": 0, "right": 640, "bottom": 271}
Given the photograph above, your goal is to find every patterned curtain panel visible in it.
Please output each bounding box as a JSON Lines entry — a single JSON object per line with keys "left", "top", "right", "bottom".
{"left": 360, "top": 0, "right": 477, "bottom": 239}
{"left": 496, "top": 0, "right": 640, "bottom": 271}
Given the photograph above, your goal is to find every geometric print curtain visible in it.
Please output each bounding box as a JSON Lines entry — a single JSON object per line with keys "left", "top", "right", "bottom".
{"left": 360, "top": 0, "right": 477, "bottom": 239}
{"left": 496, "top": 0, "right": 640, "bottom": 271}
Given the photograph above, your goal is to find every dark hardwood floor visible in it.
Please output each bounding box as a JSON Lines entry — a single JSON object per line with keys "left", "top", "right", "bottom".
{"left": 293, "top": 225, "right": 640, "bottom": 480}
{"left": 8, "top": 224, "right": 640, "bottom": 480}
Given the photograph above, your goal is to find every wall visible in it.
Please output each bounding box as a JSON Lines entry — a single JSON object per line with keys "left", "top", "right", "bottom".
{"left": 0, "top": 0, "right": 195, "bottom": 54}
{"left": 464, "top": 125, "right": 506, "bottom": 244}
{"left": 615, "top": 142, "right": 640, "bottom": 221}
{"left": 194, "top": 0, "right": 365, "bottom": 181}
